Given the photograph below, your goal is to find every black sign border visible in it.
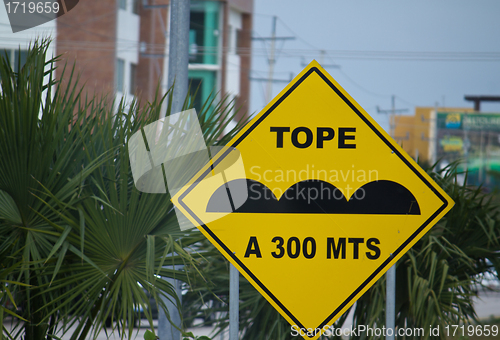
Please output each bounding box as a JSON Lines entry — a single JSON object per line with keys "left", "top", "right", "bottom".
{"left": 178, "top": 66, "right": 449, "bottom": 337}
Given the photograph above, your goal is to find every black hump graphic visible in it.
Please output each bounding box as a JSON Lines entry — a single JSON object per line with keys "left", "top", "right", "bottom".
{"left": 206, "top": 179, "right": 420, "bottom": 215}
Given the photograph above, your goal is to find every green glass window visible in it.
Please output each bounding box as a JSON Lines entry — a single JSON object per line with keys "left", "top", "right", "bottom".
{"left": 189, "top": 1, "right": 219, "bottom": 65}
{"left": 189, "top": 70, "right": 216, "bottom": 113}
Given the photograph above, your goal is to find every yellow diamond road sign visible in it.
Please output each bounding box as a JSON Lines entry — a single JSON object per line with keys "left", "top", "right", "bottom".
{"left": 172, "top": 60, "right": 454, "bottom": 339}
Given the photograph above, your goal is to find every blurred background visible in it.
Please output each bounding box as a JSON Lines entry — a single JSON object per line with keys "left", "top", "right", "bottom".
{"left": 3, "top": 0, "right": 499, "bottom": 189}
{"left": 1, "top": 1, "right": 500, "bottom": 338}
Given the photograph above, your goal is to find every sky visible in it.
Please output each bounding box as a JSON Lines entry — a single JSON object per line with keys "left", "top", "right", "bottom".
{"left": 249, "top": 0, "right": 500, "bottom": 131}
{"left": 1, "top": 0, "right": 499, "bottom": 135}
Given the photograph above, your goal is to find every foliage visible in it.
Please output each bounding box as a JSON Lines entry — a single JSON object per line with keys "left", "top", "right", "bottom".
{"left": 0, "top": 39, "right": 106, "bottom": 340}
{"left": 0, "top": 243, "right": 29, "bottom": 335}
{"left": 183, "top": 162, "right": 500, "bottom": 340}
{"left": 352, "top": 163, "right": 500, "bottom": 339}
{"left": 144, "top": 329, "right": 159, "bottom": 340}
{"left": 0, "top": 40, "right": 249, "bottom": 340}
{"left": 181, "top": 331, "right": 212, "bottom": 340}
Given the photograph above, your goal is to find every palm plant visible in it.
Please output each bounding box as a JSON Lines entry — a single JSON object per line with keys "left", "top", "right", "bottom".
{"left": 0, "top": 40, "right": 250, "bottom": 340}
{"left": 0, "top": 243, "right": 30, "bottom": 337}
{"left": 0, "top": 40, "right": 106, "bottom": 339}
{"left": 183, "top": 163, "right": 500, "bottom": 340}
{"left": 352, "top": 163, "right": 500, "bottom": 339}
{"left": 39, "top": 93, "right": 248, "bottom": 340}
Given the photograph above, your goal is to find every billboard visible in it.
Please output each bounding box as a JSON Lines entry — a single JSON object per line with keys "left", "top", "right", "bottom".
{"left": 436, "top": 112, "right": 500, "bottom": 189}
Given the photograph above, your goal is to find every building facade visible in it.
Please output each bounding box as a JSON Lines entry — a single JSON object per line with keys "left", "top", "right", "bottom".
{"left": 184, "top": 0, "right": 252, "bottom": 119}
{"left": 393, "top": 107, "right": 500, "bottom": 189}
{"left": 393, "top": 107, "right": 474, "bottom": 164}
{"left": 0, "top": 5, "right": 55, "bottom": 75}
{"left": 54, "top": 0, "right": 252, "bottom": 117}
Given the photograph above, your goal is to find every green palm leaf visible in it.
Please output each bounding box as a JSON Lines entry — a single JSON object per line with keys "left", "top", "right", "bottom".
{"left": 1, "top": 39, "right": 250, "bottom": 340}
{"left": 0, "top": 39, "right": 110, "bottom": 339}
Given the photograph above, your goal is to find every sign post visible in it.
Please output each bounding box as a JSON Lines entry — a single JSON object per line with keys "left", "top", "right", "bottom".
{"left": 386, "top": 265, "right": 396, "bottom": 340}
{"left": 173, "top": 61, "right": 454, "bottom": 340}
{"left": 229, "top": 264, "right": 239, "bottom": 340}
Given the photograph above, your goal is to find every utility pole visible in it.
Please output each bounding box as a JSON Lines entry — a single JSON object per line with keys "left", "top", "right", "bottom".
{"left": 252, "top": 16, "right": 294, "bottom": 104}
{"left": 165, "top": 0, "right": 190, "bottom": 116}
{"left": 229, "top": 264, "right": 239, "bottom": 340}
{"left": 158, "top": 1, "right": 190, "bottom": 340}
{"left": 249, "top": 74, "right": 293, "bottom": 85}
{"left": 377, "top": 95, "right": 408, "bottom": 138}
{"left": 266, "top": 16, "right": 277, "bottom": 104}
{"left": 379, "top": 95, "right": 409, "bottom": 340}
{"left": 301, "top": 50, "right": 340, "bottom": 69}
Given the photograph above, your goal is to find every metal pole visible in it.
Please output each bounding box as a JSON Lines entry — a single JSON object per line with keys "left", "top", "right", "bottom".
{"left": 168, "top": 0, "right": 190, "bottom": 114}
{"left": 159, "top": 1, "right": 190, "bottom": 339}
{"left": 159, "top": 276, "right": 183, "bottom": 340}
{"left": 162, "top": 0, "right": 190, "bottom": 118}
{"left": 166, "top": 0, "right": 177, "bottom": 93}
{"left": 319, "top": 50, "right": 325, "bottom": 64}
{"left": 386, "top": 265, "right": 396, "bottom": 340}
{"left": 229, "top": 263, "right": 239, "bottom": 340}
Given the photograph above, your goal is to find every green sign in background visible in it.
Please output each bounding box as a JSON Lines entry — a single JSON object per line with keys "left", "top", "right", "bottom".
{"left": 437, "top": 112, "right": 500, "bottom": 189}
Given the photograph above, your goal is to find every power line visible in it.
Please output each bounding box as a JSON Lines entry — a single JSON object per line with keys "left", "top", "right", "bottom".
{"left": 4, "top": 33, "right": 500, "bottom": 61}
{"left": 301, "top": 50, "right": 339, "bottom": 68}
{"left": 377, "top": 95, "right": 409, "bottom": 138}
{"left": 394, "top": 95, "right": 418, "bottom": 108}
{"left": 252, "top": 15, "right": 295, "bottom": 104}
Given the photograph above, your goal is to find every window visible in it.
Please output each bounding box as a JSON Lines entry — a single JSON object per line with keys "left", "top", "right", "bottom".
{"left": 188, "top": 70, "right": 216, "bottom": 114}
{"left": 1, "top": 49, "right": 28, "bottom": 72}
{"left": 189, "top": 78, "right": 203, "bottom": 112}
{"left": 14, "top": 50, "right": 28, "bottom": 72}
{"left": 115, "top": 58, "right": 125, "bottom": 92}
{"left": 119, "top": 0, "right": 139, "bottom": 13}
{"left": 132, "top": 0, "right": 139, "bottom": 14}
{"left": 235, "top": 28, "right": 242, "bottom": 55}
{"left": 227, "top": 25, "right": 233, "bottom": 54}
{"left": 129, "top": 63, "right": 137, "bottom": 95}
{"left": 189, "top": 30, "right": 198, "bottom": 61}
{"left": 189, "top": 10, "right": 204, "bottom": 63}
{"left": 189, "top": 1, "right": 219, "bottom": 64}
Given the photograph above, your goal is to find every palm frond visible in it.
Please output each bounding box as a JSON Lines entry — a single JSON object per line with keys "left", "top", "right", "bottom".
{"left": 0, "top": 39, "right": 251, "bottom": 340}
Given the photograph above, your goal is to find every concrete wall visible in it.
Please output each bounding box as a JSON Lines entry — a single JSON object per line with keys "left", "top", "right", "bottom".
{"left": 225, "top": 7, "right": 242, "bottom": 99}
{"left": 116, "top": 0, "right": 140, "bottom": 106}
